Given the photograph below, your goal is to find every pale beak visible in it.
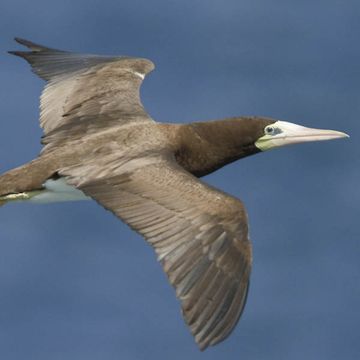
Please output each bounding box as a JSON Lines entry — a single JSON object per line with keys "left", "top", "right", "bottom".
{"left": 255, "top": 121, "right": 349, "bottom": 151}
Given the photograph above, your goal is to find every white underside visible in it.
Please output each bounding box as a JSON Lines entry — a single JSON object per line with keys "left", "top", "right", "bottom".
{"left": 29, "top": 178, "right": 90, "bottom": 203}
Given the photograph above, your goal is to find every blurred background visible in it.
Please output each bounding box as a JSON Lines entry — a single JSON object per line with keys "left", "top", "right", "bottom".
{"left": 0, "top": 1, "right": 359, "bottom": 359}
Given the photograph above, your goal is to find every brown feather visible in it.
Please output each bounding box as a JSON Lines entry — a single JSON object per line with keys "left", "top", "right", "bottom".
{"left": 59, "top": 153, "right": 252, "bottom": 350}
{"left": 1, "top": 39, "right": 281, "bottom": 350}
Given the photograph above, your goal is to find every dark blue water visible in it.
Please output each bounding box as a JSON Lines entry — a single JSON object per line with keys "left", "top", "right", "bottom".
{"left": 0, "top": 1, "right": 359, "bottom": 359}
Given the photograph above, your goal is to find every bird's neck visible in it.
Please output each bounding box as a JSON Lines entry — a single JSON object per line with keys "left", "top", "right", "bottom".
{"left": 168, "top": 117, "right": 268, "bottom": 177}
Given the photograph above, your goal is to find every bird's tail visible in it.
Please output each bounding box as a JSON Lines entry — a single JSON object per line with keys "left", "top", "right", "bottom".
{"left": 0, "top": 191, "right": 42, "bottom": 206}
{"left": 0, "top": 156, "right": 57, "bottom": 206}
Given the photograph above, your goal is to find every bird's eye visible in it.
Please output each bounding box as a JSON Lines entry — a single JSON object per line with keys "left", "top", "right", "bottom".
{"left": 265, "top": 126, "right": 275, "bottom": 135}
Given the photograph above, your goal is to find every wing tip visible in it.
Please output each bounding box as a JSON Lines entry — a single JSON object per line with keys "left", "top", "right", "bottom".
{"left": 195, "top": 333, "right": 212, "bottom": 351}
{"left": 8, "top": 50, "right": 26, "bottom": 58}
{"left": 14, "top": 37, "right": 32, "bottom": 46}
{"left": 8, "top": 37, "right": 65, "bottom": 64}
{"left": 202, "top": 280, "right": 250, "bottom": 350}
{"left": 8, "top": 37, "right": 57, "bottom": 58}
{"left": 197, "top": 342, "right": 208, "bottom": 351}
{"left": 13, "top": 37, "right": 51, "bottom": 51}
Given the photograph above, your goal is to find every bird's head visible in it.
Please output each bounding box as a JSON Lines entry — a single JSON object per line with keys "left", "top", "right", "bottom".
{"left": 255, "top": 120, "right": 349, "bottom": 151}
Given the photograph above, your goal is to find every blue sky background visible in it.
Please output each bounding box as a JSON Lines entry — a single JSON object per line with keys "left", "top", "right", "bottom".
{"left": 0, "top": 1, "right": 359, "bottom": 359}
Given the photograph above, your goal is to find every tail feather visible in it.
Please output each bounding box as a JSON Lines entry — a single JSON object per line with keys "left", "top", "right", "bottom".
{"left": 0, "top": 157, "right": 57, "bottom": 198}
{"left": 0, "top": 191, "right": 43, "bottom": 205}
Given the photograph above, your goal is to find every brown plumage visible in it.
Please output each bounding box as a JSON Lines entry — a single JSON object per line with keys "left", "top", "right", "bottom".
{"left": 0, "top": 38, "right": 348, "bottom": 350}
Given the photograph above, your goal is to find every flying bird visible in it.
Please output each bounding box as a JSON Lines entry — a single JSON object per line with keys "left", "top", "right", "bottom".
{"left": 0, "top": 38, "right": 348, "bottom": 350}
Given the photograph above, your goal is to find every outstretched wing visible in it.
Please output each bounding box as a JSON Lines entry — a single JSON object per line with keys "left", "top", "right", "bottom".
{"left": 61, "top": 153, "right": 252, "bottom": 350}
{"left": 9, "top": 38, "right": 155, "bottom": 138}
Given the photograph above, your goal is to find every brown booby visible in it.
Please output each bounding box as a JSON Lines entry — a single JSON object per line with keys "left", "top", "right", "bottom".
{"left": 0, "top": 38, "right": 348, "bottom": 350}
